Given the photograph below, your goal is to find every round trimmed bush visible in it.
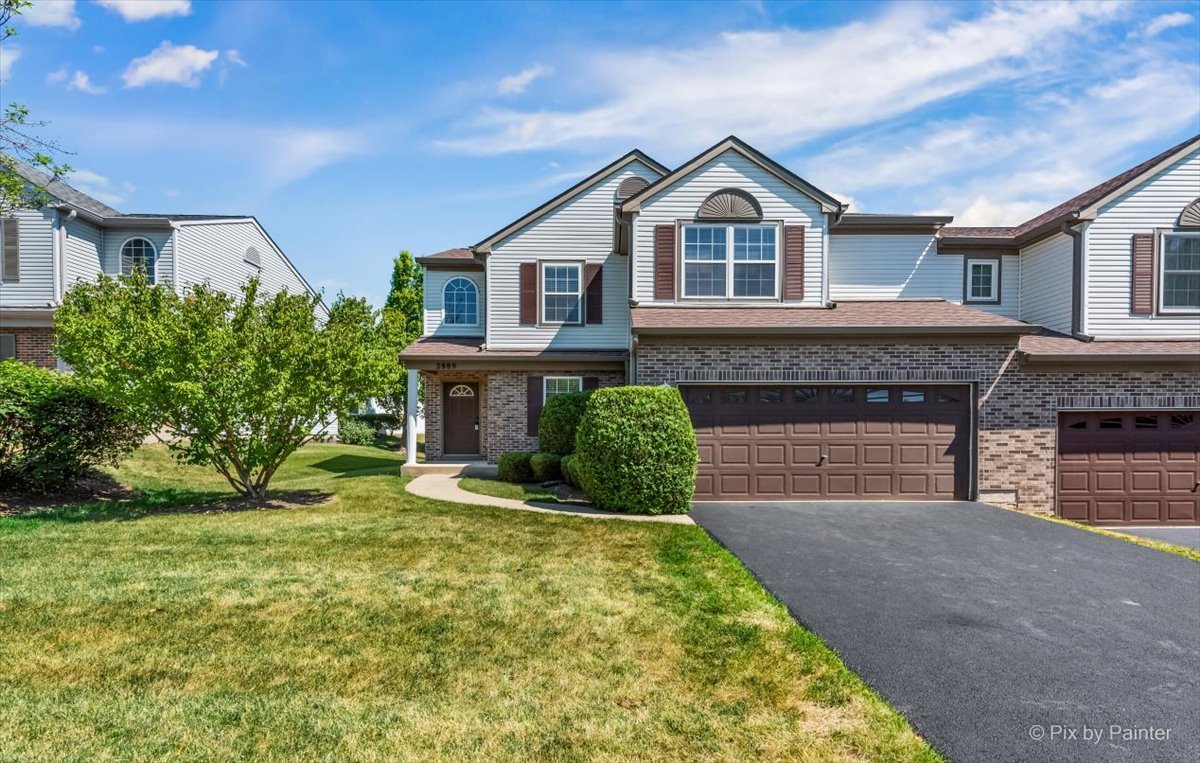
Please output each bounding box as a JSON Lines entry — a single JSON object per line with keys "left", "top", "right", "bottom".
{"left": 497, "top": 451, "right": 535, "bottom": 483}
{"left": 575, "top": 386, "right": 697, "bottom": 515}
{"left": 530, "top": 452, "right": 562, "bottom": 482}
{"left": 537, "top": 390, "right": 593, "bottom": 456}
{"left": 560, "top": 454, "right": 580, "bottom": 488}
{"left": 338, "top": 417, "right": 374, "bottom": 446}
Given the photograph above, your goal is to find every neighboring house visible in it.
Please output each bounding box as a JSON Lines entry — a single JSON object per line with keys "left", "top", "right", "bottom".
{"left": 400, "top": 135, "right": 1200, "bottom": 526}
{"left": 0, "top": 162, "right": 324, "bottom": 368}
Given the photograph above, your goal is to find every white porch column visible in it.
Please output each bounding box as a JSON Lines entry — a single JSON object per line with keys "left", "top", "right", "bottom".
{"left": 404, "top": 368, "right": 419, "bottom": 466}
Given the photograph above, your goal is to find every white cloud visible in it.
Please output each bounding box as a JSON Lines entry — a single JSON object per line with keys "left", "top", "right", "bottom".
{"left": 1138, "top": 12, "right": 1194, "bottom": 38}
{"left": 497, "top": 64, "right": 551, "bottom": 96}
{"left": 827, "top": 191, "right": 860, "bottom": 213}
{"left": 46, "top": 66, "right": 69, "bottom": 84}
{"left": 67, "top": 69, "right": 106, "bottom": 94}
{"left": 96, "top": 0, "right": 191, "bottom": 22}
{"left": 21, "top": 0, "right": 80, "bottom": 29}
{"left": 257, "top": 128, "right": 370, "bottom": 188}
{"left": 69, "top": 168, "right": 131, "bottom": 206}
{"left": 225, "top": 49, "right": 248, "bottom": 67}
{"left": 122, "top": 41, "right": 219, "bottom": 88}
{"left": 953, "top": 197, "right": 1052, "bottom": 227}
{"left": 444, "top": 2, "right": 1127, "bottom": 155}
{"left": 92, "top": 45, "right": 106, "bottom": 54}
{"left": 0, "top": 46, "right": 18, "bottom": 81}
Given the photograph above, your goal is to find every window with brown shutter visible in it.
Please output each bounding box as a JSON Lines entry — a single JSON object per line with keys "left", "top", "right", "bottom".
{"left": 526, "top": 375, "right": 544, "bottom": 436}
{"left": 584, "top": 264, "right": 603, "bottom": 324}
{"left": 519, "top": 262, "right": 537, "bottom": 324}
{"left": 783, "top": 225, "right": 805, "bottom": 300}
{"left": 1, "top": 217, "right": 19, "bottom": 282}
{"left": 654, "top": 224, "right": 676, "bottom": 299}
{"left": 1130, "top": 233, "right": 1155, "bottom": 315}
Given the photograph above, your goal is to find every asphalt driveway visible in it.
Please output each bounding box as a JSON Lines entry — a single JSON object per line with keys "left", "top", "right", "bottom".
{"left": 690, "top": 501, "right": 1200, "bottom": 763}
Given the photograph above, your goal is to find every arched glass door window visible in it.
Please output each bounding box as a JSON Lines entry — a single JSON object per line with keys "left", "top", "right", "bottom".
{"left": 448, "top": 384, "right": 475, "bottom": 397}
{"left": 120, "top": 238, "right": 157, "bottom": 284}
{"left": 443, "top": 277, "right": 479, "bottom": 325}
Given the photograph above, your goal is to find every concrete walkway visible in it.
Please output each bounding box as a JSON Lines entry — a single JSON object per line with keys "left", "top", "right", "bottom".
{"left": 405, "top": 473, "right": 694, "bottom": 524}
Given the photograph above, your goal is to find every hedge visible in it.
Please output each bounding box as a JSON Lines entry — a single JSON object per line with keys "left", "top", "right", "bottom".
{"left": 338, "top": 417, "right": 375, "bottom": 446}
{"left": 575, "top": 386, "right": 698, "bottom": 515}
{"left": 497, "top": 451, "right": 535, "bottom": 483}
{"left": 530, "top": 452, "right": 562, "bottom": 482}
{"left": 560, "top": 454, "right": 580, "bottom": 488}
{"left": 537, "top": 390, "right": 592, "bottom": 456}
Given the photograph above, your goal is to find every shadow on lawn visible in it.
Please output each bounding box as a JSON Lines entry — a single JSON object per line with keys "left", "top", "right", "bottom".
{"left": 310, "top": 454, "right": 401, "bottom": 478}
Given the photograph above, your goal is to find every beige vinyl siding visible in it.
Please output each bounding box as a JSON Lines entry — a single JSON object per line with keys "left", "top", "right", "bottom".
{"left": 1085, "top": 147, "right": 1200, "bottom": 338}
{"left": 0, "top": 208, "right": 56, "bottom": 308}
{"left": 424, "top": 269, "right": 485, "bottom": 337}
{"left": 175, "top": 220, "right": 315, "bottom": 305}
{"left": 63, "top": 216, "right": 105, "bottom": 290}
{"left": 486, "top": 160, "right": 660, "bottom": 350}
{"left": 102, "top": 228, "right": 175, "bottom": 287}
{"left": 1018, "top": 232, "right": 1073, "bottom": 334}
{"left": 632, "top": 150, "right": 826, "bottom": 305}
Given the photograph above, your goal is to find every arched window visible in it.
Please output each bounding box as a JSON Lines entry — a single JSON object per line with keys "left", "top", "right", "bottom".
{"left": 120, "top": 237, "right": 157, "bottom": 284}
{"left": 697, "top": 188, "right": 763, "bottom": 221}
{"left": 448, "top": 384, "right": 475, "bottom": 397}
{"left": 443, "top": 277, "right": 478, "bottom": 326}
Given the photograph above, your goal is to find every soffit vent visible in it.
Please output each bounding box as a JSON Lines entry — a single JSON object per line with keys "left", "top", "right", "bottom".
{"left": 697, "top": 188, "right": 763, "bottom": 221}
{"left": 615, "top": 176, "right": 650, "bottom": 202}
{"left": 1179, "top": 197, "right": 1200, "bottom": 228}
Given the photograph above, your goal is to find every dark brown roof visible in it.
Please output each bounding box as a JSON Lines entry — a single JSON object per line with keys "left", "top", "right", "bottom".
{"left": 418, "top": 248, "right": 474, "bottom": 261}
{"left": 941, "top": 133, "right": 1200, "bottom": 243}
{"left": 400, "top": 336, "right": 627, "bottom": 361}
{"left": 631, "top": 300, "right": 1037, "bottom": 334}
{"left": 1020, "top": 333, "right": 1200, "bottom": 362}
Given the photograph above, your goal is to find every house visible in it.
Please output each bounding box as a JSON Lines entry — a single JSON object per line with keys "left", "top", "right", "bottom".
{"left": 400, "top": 135, "right": 1200, "bottom": 526}
{"left": 0, "top": 162, "right": 324, "bottom": 368}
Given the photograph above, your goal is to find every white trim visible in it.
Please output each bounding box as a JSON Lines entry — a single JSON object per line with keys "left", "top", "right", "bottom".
{"left": 679, "top": 222, "right": 782, "bottom": 301}
{"left": 1078, "top": 139, "right": 1200, "bottom": 219}
{"left": 539, "top": 260, "right": 584, "bottom": 326}
{"left": 965, "top": 258, "right": 999, "bottom": 303}
{"left": 1158, "top": 231, "right": 1200, "bottom": 314}
{"left": 543, "top": 375, "right": 583, "bottom": 402}
{"left": 441, "top": 276, "right": 481, "bottom": 327}
{"left": 118, "top": 235, "right": 159, "bottom": 284}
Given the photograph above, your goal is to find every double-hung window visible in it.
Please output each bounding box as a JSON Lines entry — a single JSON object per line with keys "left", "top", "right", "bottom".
{"left": 1160, "top": 233, "right": 1200, "bottom": 313}
{"left": 965, "top": 258, "right": 999, "bottom": 303}
{"left": 544, "top": 376, "right": 582, "bottom": 402}
{"left": 682, "top": 224, "right": 777, "bottom": 299}
{"left": 542, "top": 263, "right": 582, "bottom": 324}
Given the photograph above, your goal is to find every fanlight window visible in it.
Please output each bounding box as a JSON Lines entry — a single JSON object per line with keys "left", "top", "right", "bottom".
{"left": 244, "top": 245, "right": 262, "bottom": 268}
{"left": 1179, "top": 197, "right": 1200, "bottom": 228}
{"left": 697, "top": 188, "right": 763, "bottom": 221}
{"left": 448, "top": 384, "right": 475, "bottom": 397}
{"left": 615, "top": 175, "right": 649, "bottom": 202}
{"left": 120, "top": 237, "right": 157, "bottom": 284}
{"left": 443, "top": 277, "right": 479, "bottom": 326}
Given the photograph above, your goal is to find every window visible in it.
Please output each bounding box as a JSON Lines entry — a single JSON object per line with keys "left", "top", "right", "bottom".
{"left": 1135, "top": 416, "right": 1158, "bottom": 429}
{"left": 866, "top": 388, "right": 890, "bottom": 403}
{"left": 1098, "top": 417, "right": 1122, "bottom": 429}
{"left": 443, "top": 277, "right": 479, "bottom": 326}
{"left": 120, "top": 238, "right": 157, "bottom": 284}
{"left": 902, "top": 389, "right": 925, "bottom": 403}
{"left": 682, "top": 224, "right": 777, "bottom": 299}
{"left": 830, "top": 387, "right": 855, "bottom": 403}
{"left": 448, "top": 384, "right": 475, "bottom": 397}
{"left": 794, "top": 387, "right": 818, "bottom": 403}
{"left": 758, "top": 388, "right": 782, "bottom": 403}
{"left": 542, "top": 263, "right": 581, "bottom": 324}
{"left": 965, "top": 258, "right": 998, "bottom": 303}
{"left": 1160, "top": 233, "right": 1200, "bottom": 312}
{"left": 723, "top": 389, "right": 747, "bottom": 403}
{"left": 543, "top": 376, "right": 582, "bottom": 402}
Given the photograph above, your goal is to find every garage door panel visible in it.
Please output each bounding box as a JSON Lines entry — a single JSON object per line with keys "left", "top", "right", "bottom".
{"left": 719, "top": 474, "right": 750, "bottom": 496}
{"left": 720, "top": 444, "right": 750, "bottom": 465}
{"left": 827, "top": 444, "right": 858, "bottom": 465}
{"left": 755, "top": 474, "right": 786, "bottom": 497}
{"left": 863, "top": 445, "right": 893, "bottom": 464}
{"left": 1060, "top": 500, "right": 1090, "bottom": 521}
{"left": 1094, "top": 471, "right": 1126, "bottom": 491}
{"left": 1060, "top": 471, "right": 1089, "bottom": 492}
{"left": 1131, "top": 501, "right": 1162, "bottom": 522}
{"left": 1168, "top": 501, "right": 1198, "bottom": 521}
{"left": 827, "top": 420, "right": 857, "bottom": 435}
{"left": 1130, "top": 471, "right": 1161, "bottom": 491}
{"left": 791, "top": 444, "right": 821, "bottom": 465}
{"left": 827, "top": 474, "right": 858, "bottom": 496}
{"left": 756, "top": 444, "right": 786, "bottom": 465}
{"left": 899, "top": 444, "right": 930, "bottom": 465}
{"left": 791, "top": 474, "right": 821, "bottom": 494}
{"left": 697, "top": 443, "right": 715, "bottom": 466}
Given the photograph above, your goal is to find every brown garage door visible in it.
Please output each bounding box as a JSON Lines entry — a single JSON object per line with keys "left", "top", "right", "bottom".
{"left": 1058, "top": 411, "right": 1200, "bottom": 525}
{"left": 684, "top": 384, "right": 971, "bottom": 501}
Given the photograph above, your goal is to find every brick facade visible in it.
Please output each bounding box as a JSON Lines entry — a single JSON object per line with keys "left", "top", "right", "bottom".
{"left": 422, "top": 369, "right": 625, "bottom": 462}
{"left": 634, "top": 339, "right": 1199, "bottom": 512}
{"left": 1, "top": 326, "right": 56, "bottom": 368}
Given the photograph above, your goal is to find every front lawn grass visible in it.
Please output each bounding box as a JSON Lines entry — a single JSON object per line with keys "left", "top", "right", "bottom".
{"left": 0, "top": 444, "right": 940, "bottom": 762}
{"left": 458, "top": 476, "right": 559, "bottom": 504}
{"left": 1040, "top": 514, "right": 1200, "bottom": 563}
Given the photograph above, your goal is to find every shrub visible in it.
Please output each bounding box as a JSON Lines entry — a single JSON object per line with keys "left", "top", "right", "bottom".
{"left": 497, "top": 451, "right": 535, "bottom": 483}
{"left": 575, "top": 386, "right": 698, "bottom": 515}
{"left": 353, "top": 412, "right": 401, "bottom": 432}
{"left": 560, "top": 453, "right": 580, "bottom": 488}
{"left": 530, "top": 452, "right": 562, "bottom": 482}
{"left": 0, "top": 360, "right": 142, "bottom": 489}
{"left": 537, "top": 390, "right": 593, "bottom": 456}
{"left": 338, "top": 417, "right": 375, "bottom": 446}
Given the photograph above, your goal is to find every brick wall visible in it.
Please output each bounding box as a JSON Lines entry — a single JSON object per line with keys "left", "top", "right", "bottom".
{"left": 1, "top": 326, "right": 56, "bottom": 368}
{"left": 635, "top": 340, "right": 1199, "bottom": 512}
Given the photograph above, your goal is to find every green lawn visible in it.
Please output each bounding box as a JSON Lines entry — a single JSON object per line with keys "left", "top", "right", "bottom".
{"left": 458, "top": 476, "right": 559, "bottom": 504}
{"left": 0, "top": 444, "right": 940, "bottom": 762}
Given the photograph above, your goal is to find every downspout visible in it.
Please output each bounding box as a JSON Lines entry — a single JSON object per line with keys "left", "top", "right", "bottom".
{"left": 1060, "top": 221, "right": 1091, "bottom": 341}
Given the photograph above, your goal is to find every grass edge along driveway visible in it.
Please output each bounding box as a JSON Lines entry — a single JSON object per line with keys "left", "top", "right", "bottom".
{"left": 0, "top": 444, "right": 941, "bottom": 762}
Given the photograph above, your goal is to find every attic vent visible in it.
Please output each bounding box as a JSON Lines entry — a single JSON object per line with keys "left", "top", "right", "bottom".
{"left": 244, "top": 245, "right": 261, "bottom": 267}
{"left": 1180, "top": 197, "right": 1200, "bottom": 228}
{"left": 615, "top": 176, "right": 649, "bottom": 202}
{"left": 697, "top": 188, "right": 762, "bottom": 221}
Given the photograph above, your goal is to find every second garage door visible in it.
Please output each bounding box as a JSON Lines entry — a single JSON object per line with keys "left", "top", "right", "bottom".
{"left": 684, "top": 384, "right": 971, "bottom": 501}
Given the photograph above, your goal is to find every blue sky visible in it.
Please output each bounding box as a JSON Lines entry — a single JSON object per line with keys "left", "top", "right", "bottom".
{"left": 1, "top": 0, "right": 1198, "bottom": 307}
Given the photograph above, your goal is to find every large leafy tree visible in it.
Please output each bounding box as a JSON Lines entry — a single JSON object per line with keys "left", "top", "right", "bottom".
{"left": 55, "top": 273, "right": 397, "bottom": 501}
{"left": 380, "top": 250, "right": 423, "bottom": 439}
{"left": 1, "top": 0, "right": 72, "bottom": 216}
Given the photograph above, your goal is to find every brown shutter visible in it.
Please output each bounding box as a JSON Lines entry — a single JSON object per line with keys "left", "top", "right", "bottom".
{"left": 1130, "top": 234, "right": 1155, "bottom": 315}
{"left": 1, "top": 218, "right": 19, "bottom": 282}
{"left": 783, "top": 225, "right": 805, "bottom": 301}
{"left": 584, "top": 264, "right": 603, "bottom": 324}
{"left": 583, "top": 376, "right": 599, "bottom": 390}
{"left": 527, "top": 375, "right": 544, "bottom": 436}
{"left": 519, "top": 262, "right": 538, "bottom": 325}
{"left": 654, "top": 224, "right": 675, "bottom": 300}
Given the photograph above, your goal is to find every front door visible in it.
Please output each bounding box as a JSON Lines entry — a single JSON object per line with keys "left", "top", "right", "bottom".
{"left": 444, "top": 382, "right": 480, "bottom": 455}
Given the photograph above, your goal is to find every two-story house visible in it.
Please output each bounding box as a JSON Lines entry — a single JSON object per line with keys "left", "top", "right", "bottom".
{"left": 0, "top": 162, "right": 323, "bottom": 367}
{"left": 401, "top": 135, "right": 1200, "bottom": 526}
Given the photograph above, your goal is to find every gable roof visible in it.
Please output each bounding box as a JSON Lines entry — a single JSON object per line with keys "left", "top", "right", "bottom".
{"left": 619, "top": 135, "right": 846, "bottom": 216}
{"left": 473, "top": 149, "right": 669, "bottom": 253}
{"left": 10, "top": 160, "right": 123, "bottom": 218}
{"left": 940, "top": 133, "right": 1200, "bottom": 246}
